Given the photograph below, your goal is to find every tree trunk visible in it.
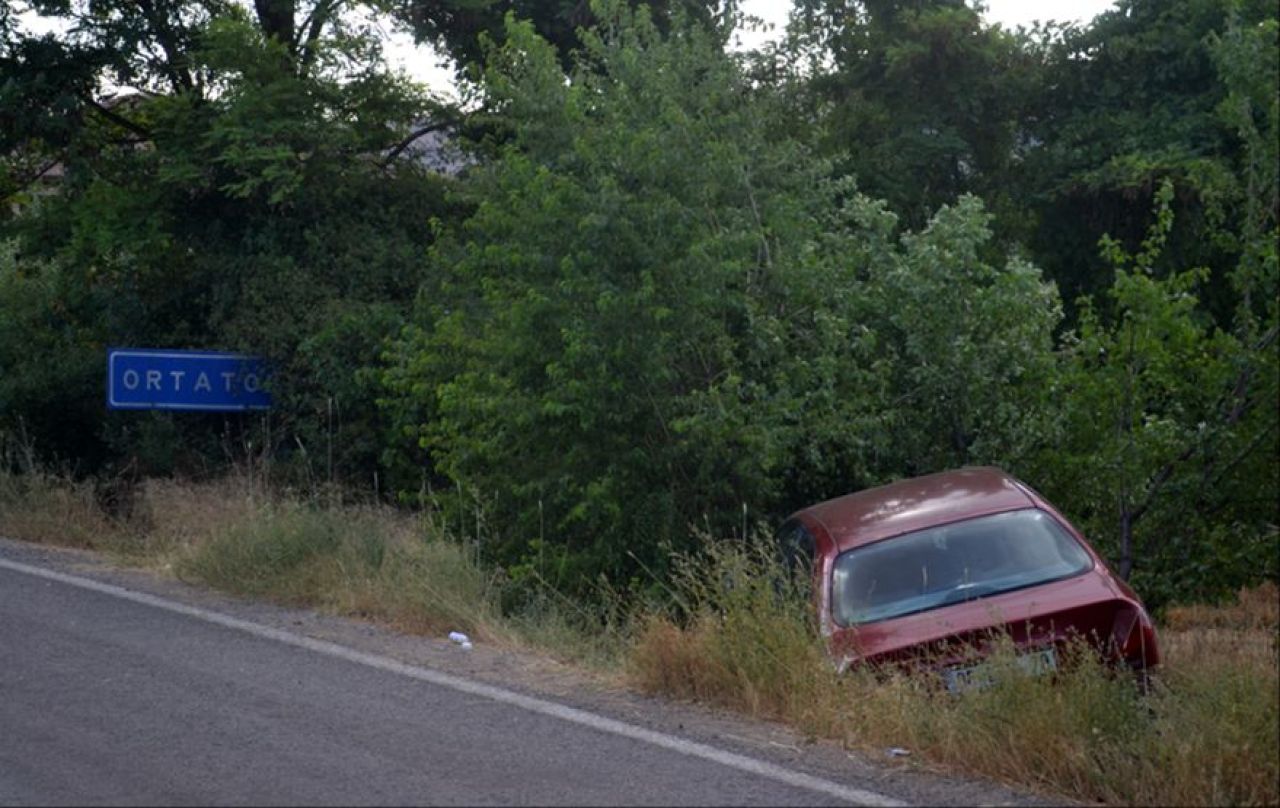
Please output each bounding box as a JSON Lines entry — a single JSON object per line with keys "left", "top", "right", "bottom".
{"left": 1118, "top": 501, "right": 1134, "bottom": 581}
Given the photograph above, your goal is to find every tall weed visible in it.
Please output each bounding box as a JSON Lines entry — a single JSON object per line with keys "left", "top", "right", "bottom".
{"left": 629, "top": 535, "right": 1280, "bottom": 806}
{"left": 175, "top": 499, "right": 510, "bottom": 639}
{"left": 0, "top": 469, "right": 119, "bottom": 549}
{"left": 2, "top": 467, "right": 1275, "bottom": 805}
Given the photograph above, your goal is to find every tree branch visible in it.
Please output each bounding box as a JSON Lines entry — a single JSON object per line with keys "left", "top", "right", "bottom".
{"left": 135, "top": 0, "right": 195, "bottom": 93}
{"left": 1227, "top": 325, "right": 1279, "bottom": 425}
{"left": 1129, "top": 441, "right": 1197, "bottom": 528}
{"left": 1130, "top": 323, "right": 1278, "bottom": 530}
{"left": 380, "top": 119, "right": 456, "bottom": 167}
{"left": 298, "top": 0, "right": 341, "bottom": 71}
{"left": 255, "top": 0, "right": 298, "bottom": 51}
{"left": 1, "top": 157, "right": 65, "bottom": 203}
{"left": 82, "top": 96, "right": 152, "bottom": 139}
{"left": 1209, "top": 422, "right": 1279, "bottom": 494}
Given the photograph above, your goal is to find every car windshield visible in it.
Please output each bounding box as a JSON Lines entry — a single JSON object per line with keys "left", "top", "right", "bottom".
{"left": 831, "top": 509, "right": 1093, "bottom": 626}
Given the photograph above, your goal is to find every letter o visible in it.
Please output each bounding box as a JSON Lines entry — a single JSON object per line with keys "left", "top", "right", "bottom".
{"left": 243, "top": 374, "right": 260, "bottom": 393}
{"left": 122, "top": 369, "right": 140, "bottom": 390}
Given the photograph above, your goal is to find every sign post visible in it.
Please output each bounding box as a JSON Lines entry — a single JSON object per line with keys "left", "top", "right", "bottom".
{"left": 107, "top": 349, "right": 272, "bottom": 411}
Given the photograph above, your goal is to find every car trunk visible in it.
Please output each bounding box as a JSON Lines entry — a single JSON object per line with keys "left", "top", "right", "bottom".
{"left": 829, "top": 571, "right": 1157, "bottom": 672}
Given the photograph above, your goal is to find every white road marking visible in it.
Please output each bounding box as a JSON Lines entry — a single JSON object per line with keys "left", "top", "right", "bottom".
{"left": 0, "top": 556, "right": 906, "bottom": 807}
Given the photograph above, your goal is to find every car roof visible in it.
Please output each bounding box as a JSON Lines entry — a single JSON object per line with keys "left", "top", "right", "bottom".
{"left": 793, "top": 466, "right": 1037, "bottom": 553}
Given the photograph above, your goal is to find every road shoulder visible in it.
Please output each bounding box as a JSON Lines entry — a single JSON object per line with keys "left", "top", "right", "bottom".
{"left": 0, "top": 536, "right": 1067, "bottom": 807}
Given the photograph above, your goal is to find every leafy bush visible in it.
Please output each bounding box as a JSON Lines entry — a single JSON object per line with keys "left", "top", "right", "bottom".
{"left": 1028, "top": 181, "right": 1279, "bottom": 607}
{"left": 0, "top": 6, "right": 457, "bottom": 485}
{"left": 383, "top": 4, "right": 1065, "bottom": 591}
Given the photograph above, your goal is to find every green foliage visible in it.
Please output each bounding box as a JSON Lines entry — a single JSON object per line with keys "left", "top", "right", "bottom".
{"left": 1032, "top": 181, "right": 1278, "bottom": 606}
{"left": 394, "top": 0, "right": 719, "bottom": 70}
{"left": 2, "top": 0, "right": 1275, "bottom": 610}
{"left": 1210, "top": 9, "right": 1279, "bottom": 332}
{"left": 1024, "top": 4, "right": 1280, "bottom": 603}
{"left": 389, "top": 5, "right": 815, "bottom": 583}
{"left": 789, "top": 0, "right": 1038, "bottom": 236}
{"left": 786, "top": 0, "right": 1274, "bottom": 322}
{"left": 0, "top": 242, "right": 107, "bottom": 468}
{"left": 383, "top": 3, "right": 1065, "bottom": 590}
{"left": 1, "top": 0, "right": 461, "bottom": 482}
{"left": 1020, "top": 0, "right": 1274, "bottom": 311}
{"left": 776, "top": 0, "right": 1278, "bottom": 603}
{"left": 859, "top": 195, "right": 1062, "bottom": 474}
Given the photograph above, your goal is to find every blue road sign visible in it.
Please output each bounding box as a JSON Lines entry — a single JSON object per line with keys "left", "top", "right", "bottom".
{"left": 107, "top": 349, "right": 272, "bottom": 411}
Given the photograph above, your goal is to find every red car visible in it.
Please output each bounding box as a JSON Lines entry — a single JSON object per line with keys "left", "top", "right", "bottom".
{"left": 778, "top": 467, "right": 1160, "bottom": 687}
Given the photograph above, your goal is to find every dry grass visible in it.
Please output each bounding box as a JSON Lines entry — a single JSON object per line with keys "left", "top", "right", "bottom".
{"left": 1164, "top": 581, "right": 1279, "bottom": 632}
{"left": 629, "top": 538, "right": 1280, "bottom": 807}
{"left": 0, "top": 470, "right": 511, "bottom": 640}
{"left": 162, "top": 487, "right": 512, "bottom": 642}
{"left": 3, "top": 469, "right": 1276, "bottom": 805}
{"left": 0, "top": 470, "right": 120, "bottom": 549}
{"left": 0, "top": 469, "right": 618, "bottom": 660}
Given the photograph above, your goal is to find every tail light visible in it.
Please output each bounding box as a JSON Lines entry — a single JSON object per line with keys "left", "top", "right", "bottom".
{"left": 1117, "top": 609, "right": 1160, "bottom": 668}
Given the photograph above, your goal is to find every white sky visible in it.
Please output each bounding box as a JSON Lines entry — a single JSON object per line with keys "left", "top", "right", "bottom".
{"left": 978, "top": 0, "right": 1118, "bottom": 29}
{"left": 388, "top": 0, "right": 1121, "bottom": 102}
{"left": 20, "top": 1, "right": 1121, "bottom": 101}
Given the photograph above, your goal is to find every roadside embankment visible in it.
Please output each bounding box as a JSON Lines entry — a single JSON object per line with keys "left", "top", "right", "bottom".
{"left": 2, "top": 470, "right": 1276, "bottom": 806}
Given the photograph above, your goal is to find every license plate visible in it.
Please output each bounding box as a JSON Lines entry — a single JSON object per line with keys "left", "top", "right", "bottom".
{"left": 943, "top": 647, "right": 1058, "bottom": 694}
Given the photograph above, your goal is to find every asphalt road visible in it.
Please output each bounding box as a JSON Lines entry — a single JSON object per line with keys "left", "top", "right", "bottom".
{"left": 0, "top": 556, "right": 900, "bottom": 807}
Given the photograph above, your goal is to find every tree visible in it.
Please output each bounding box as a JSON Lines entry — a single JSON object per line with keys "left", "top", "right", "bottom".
{"left": 1021, "top": 0, "right": 1275, "bottom": 313}
{"left": 392, "top": 0, "right": 719, "bottom": 71}
{"left": 383, "top": 2, "right": 1066, "bottom": 591}
{"left": 1, "top": 0, "right": 461, "bottom": 481}
{"left": 1036, "top": 181, "right": 1277, "bottom": 606}
{"left": 1210, "top": 5, "right": 1279, "bottom": 337}
{"left": 0, "top": 243, "right": 108, "bottom": 469}
{"left": 386, "top": 4, "right": 823, "bottom": 586}
{"left": 786, "top": 0, "right": 1039, "bottom": 238}
{"left": 858, "top": 195, "right": 1062, "bottom": 475}
{"left": 1023, "top": 5, "right": 1279, "bottom": 606}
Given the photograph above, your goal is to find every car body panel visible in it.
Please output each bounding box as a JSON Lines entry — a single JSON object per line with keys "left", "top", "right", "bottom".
{"left": 784, "top": 467, "right": 1161, "bottom": 673}
{"left": 799, "top": 467, "right": 1036, "bottom": 553}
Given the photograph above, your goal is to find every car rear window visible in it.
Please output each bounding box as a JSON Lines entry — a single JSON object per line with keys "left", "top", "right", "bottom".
{"left": 831, "top": 509, "right": 1093, "bottom": 626}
